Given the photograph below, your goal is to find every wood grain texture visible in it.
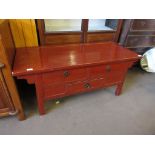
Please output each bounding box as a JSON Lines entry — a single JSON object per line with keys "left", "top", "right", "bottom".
{"left": 45, "top": 34, "right": 82, "bottom": 45}
{"left": 9, "top": 19, "right": 38, "bottom": 47}
{"left": 12, "top": 42, "right": 140, "bottom": 115}
{"left": 125, "top": 35, "right": 155, "bottom": 48}
{"left": 119, "top": 19, "right": 155, "bottom": 53}
{"left": 87, "top": 32, "right": 115, "bottom": 43}
{"left": 0, "top": 20, "right": 15, "bottom": 67}
{"left": 0, "top": 20, "right": 25, "bottom": 120}
{"left": 131, "top": 19, "right": 155, "bottom": 31}
{"left": 0, "top": 69, "right": 14, "bottom": 117}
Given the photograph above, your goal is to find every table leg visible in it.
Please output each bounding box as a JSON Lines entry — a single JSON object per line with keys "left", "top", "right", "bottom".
{"left": 35, "top": 83, "right": 45, "bottom": 115}
{"left": 37, "top": 95, "right": 45, "bottom": 115}
{"left": 115, "top": 82, "right": 123, "bottom": 96}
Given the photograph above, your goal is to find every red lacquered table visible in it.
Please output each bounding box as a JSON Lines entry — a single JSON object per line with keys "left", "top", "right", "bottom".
{"left": 12, "top": 42, "right": 140, "bottom": 115}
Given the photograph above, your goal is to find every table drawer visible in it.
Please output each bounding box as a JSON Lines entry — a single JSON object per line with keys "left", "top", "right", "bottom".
{"left": 89, "top": 65, "right": 105, "bottom": 79}
{"left": 89, "top": 63, "right": 124, "bottom": 79}
{"left": 104, "top": 64, "right": 126, "bottom": 85}
{"left": 131, "top": 20, "right": 155, "bottom": 31}
{"left": 67, "top": 77, "right": 105, "bottom": 95}
{"left": 42, "top": 71, "right": 64, "bottom": 85}
{"left": 125, "top": 35, "right": 155, "bottom": 48}
{"left": 64, "top": 68, "right": 88, "bottom": 82}
{"left": 44, "top": 84, "right": 66, "bottom": 99}
{"left": 42, "top": 68, "right": 88, "bottom": 85}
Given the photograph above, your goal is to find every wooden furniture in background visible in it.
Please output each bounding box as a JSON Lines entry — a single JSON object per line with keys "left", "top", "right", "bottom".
{"left": 12, "top": 42, "right": 140, "bottom": 115}
{"left": 119, "top": 19, "right": 155, "bottom": 54}
{"left": 86, "top": 19, "right": 123, "bottom": 43}
{"left": 9, "top": 19, "right": 38, "bottom": 48}
{"left": 0, "top": 62, "right": 15, "bottom": 117}
{"left": 0, "top": 20, "right": 25, "bottom": 120}
{"left": 37, "top": 19, "right": 123, "bottom": 45}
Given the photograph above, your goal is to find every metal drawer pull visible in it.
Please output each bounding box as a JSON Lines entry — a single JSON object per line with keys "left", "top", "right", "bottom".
{"left": 106, "top": 65, "right": 111, "bottom": 72}
{"left": 84, "top": 83, "right": 91, "bottom": 89}
{"left": 64, "top": 71, "right": 70, "bottom": 77}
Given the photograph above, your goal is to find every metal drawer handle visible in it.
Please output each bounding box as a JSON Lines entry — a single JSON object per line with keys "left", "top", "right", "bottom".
{"left": 106, "top": 65, "right": 111, "bottom": 72}
{"left": 84, "top": 83, "right": 91, "bottom": 89}
{"left": 64, "top": 71, "right": 70, "bottom": 77}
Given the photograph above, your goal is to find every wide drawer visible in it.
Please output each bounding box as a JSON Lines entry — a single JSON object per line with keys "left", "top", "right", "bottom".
{"left": 131, "top": 20, "right": 155, "bottom": 31}
{"left": 89, "top": 65, "right": 105, "bottom": 79}
{"left": 88, "top": 63, "right": 125, "bottom": 79}
{"left": 44, "top": 84, "right": 66, "bottom": 99}
{"left": 125, "top": 35, "right": 155, "bottom": 48}
{"left": 42, "top": 68, "right": 88, "bottom": 85}
{"left": 67, "top": 77, "right": 105, "bottom": 95}
{"left": 87, "top": 33, "right": 115, "bottom": 43}
{"left": 104, "top": 64, "right": 126, "bottom": 85}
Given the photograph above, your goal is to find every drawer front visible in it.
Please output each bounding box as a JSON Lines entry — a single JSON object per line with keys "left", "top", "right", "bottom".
{"left": 42, "top": 71, "right": 64, "bottom": 85}
{"left": 125, "top": 35, "right": 155, "bottom": 48}
{"left": 104, "top": 64, "right": 126, "bottom": 85}
{"left": 44, "top": 84, "right": 66, "bottom": 99}
{"left": 67, "top": 77, "right": 105, "bottom": 95}
{"left": 89, "top": 64, "right": 125, "bottom": 79}
{"left": 89, "top": 65, "right": 105, "bottom": 79}
{"left": 131, "top": 20, "right": 155, "bottom": 31}
{"left": 42, "top": 68, "right": 88, "bottom": 85}
{"left": 87, "top": 33, "right": 115, "bottom": 43}
{"left": 64, "top": 68, "right": 88, "bottom": 82}
{"left": 44, "top": 34, "right": 82, "bottom": 45}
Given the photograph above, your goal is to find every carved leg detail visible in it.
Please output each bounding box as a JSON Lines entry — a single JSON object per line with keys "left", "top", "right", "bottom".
{"left": 115, "top": 83, "right": 123, "bottom": 96}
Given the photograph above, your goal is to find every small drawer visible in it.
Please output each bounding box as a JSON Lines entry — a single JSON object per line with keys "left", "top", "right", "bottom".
{"left": 89, "top": 65, "right": 105, "bottom": 79}
{"left": 44, "top": 84, "right": 66, "bottom": 99}
{"left": 106, "top": 62, "right": 131, "bottom": 71}
{"left": 67, "top": 77, "right": 105, "bottom": 95}
{"left": 87, "top": 33, "right": 115, "bottom": 43}
{"left": 104, "top": 64, "right": 126, "bottom": 85}
{"left": 89, "top": 63, "right": 125, "bottom": 80}
{"left": 64, "top": 68, "right": 88, "bottom": 82}
{"left": 42, "top": 68, "right": 88, "bottom": 85}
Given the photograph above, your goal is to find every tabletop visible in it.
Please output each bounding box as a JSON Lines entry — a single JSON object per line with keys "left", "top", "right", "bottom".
{"left": 12, "top": 42, "right": 140, "bottom": 76}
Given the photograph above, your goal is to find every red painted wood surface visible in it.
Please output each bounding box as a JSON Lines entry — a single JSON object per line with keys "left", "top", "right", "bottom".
{"left": 12, "top": 42, "right": 140, "bottom": 115}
